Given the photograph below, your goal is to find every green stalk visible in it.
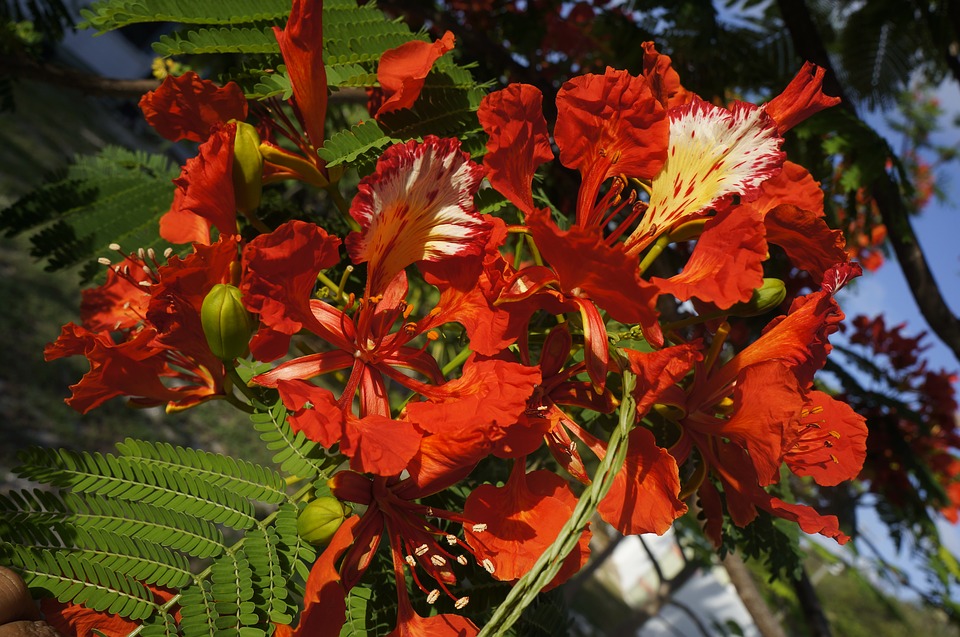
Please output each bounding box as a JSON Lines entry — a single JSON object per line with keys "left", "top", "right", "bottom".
{"left": 477, "top": 368, "right": 637, "bottom": 636}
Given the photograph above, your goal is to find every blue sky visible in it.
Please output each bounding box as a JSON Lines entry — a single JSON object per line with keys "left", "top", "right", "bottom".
{"left": 835, "top": 77, "right": 960, "bottom": 597}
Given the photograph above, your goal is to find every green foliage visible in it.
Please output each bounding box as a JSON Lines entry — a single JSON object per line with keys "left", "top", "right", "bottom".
{"left": 251, "top": 401, "right": 336, "bottom": 481}
{"left": 0, "top": 146, "right": 178, "bottom": 281}
{"left": 115, "top": 438, "right": 289, "bottom": 506}
{"left": 0, "top": 428, "right": 324, "bottom": 633}
{"left": 720, "top": 509, "right": 805, "bottom": 582}
{"left": 79, "top": 0, "right": 290, "bottom": 30}
{"left": 317, "top": 119, "right": 398, "bottom": 169}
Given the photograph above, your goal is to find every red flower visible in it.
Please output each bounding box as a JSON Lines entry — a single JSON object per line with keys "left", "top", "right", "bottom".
{"left": 139, "top": 71, "right": 247, "bottom": 143}
{"left": 554, "top": 67, "right": 669, "bottom": 226}
{"left": 45, "top": 239, "right": 237, "bottom": 413}
{"left": 623, "top": 98, "right": 785, "bottom": 254}
{"left": 253, "top": 272, "right": 445, "bottom": 420}
{"left": 376, "top": 31, "right": 456, "bottom": 117}
{"left": 666, "top": 265, "right": 867, "bottom": 544}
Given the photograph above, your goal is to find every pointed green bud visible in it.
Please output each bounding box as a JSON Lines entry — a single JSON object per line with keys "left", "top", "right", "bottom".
{"left": 232, "top": 121, "right": 263, "bottom": 213}
{"left": 728, "top": 278, "right": 787, "bottom": 317}
{"left": 200, "top": 283, "right": 253, "bottom": 361}
{"left": 297, "top": 497, "right": 350, "bottom": 546}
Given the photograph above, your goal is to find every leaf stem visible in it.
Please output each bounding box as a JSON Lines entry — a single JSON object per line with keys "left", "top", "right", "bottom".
{"left": 477, "top": 368, "right": 637, "bottom": 636}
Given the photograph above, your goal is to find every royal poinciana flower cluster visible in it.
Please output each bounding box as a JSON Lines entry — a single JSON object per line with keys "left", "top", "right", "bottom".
{"left": 43, "top": 0, "right": 870, "bottom": 634}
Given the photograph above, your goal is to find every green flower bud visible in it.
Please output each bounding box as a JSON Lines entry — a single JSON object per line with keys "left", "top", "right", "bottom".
{"left": 297, "top": 497, "right": 350, "bottom": 546}
{"left": 232, "top": 121, "right": 263, "bottom": 213}
{"left": 728, "top": 278, "right": 787, "bottom": 317}
{"left": 200, "top": 283, "right": 253, "bottom": 361}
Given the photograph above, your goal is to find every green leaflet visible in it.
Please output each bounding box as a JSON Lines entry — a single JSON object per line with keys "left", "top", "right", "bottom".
{"left": 1, "top": 546, "right": 157, "bottom": 620}
{"left": 0, "top": 489, "right": 226, "bottom": 559}
{"left": 0, "top": 146, "right": 178, "bottom": 282}
{"left": 1, "top": 436, "right": 317, "bottom": 631}
{"left": 15, "top": 447, "right": 259, "bottom": 530}
{"left": 80, "top": 0, "right": 291, "bottom": 31}
{"left": 251, "top": 401, "right": 334, "bottom": 480}
{"left": 115, "top": 438, "right": 289, "bottom": 505}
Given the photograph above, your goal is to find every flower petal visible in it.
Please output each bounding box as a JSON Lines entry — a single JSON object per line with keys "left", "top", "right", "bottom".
{"left": 478, "top": 83, "right": 553, "bottom": 214}
{"left": 241, "top": 220, "right": 342, "bottom": 360}
{"left": 160, "top": 124, "right": 238, "bottom": 246}
{"left": 346, "top": 136, "right": 488, "bottom": 296}
{"left": 652, "top": 204, "right": 767, "bottom": 309}
{"left": 139, "top": 71, "right": 247, "bottom": 143}
{"left": 273, "top": 0, "right": 327, "bottom": 149}
{"left": 376, "top": 31, "right": 455, "bottom": 117}
{"left": 764, "top": 62, "right": 840, "bottom": 134}
{"left": 554, "top": 67, "right": 668, "bottom": 226}
{"left": 784, "top": 390, "right": 868, "bottom": 486}
{"left": 597, "top": 427, "right": 686, "bottom": 535}
{"left": 626, "top": 98, "right": 784, "bottom": 253}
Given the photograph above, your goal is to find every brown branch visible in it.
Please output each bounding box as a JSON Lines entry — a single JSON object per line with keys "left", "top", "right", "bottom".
{"left": 1, "top": 54, "right": 159, "bottom": 98}
{"left": 1, "top": 54, "right": 368, "bottom": 105}
{"left": 777, "top": 0, "right": 960, "bottom": 365}
{"left": 793, "top": 564, "right": 833, "bottom": 637}
{"left": 721, "top": 551, "right": 789, "bottom": 637}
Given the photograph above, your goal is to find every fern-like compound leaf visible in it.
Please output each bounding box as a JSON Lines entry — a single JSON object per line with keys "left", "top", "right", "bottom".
{"left": 153, "top": 26, "right": 279, "bottom": 56}
{"left": 1, "top": 545, "right": 157, "bottom": 620}
{"left": 80, "top": 0, "right": 290, "bottom": 31}
{"left": 15, "top": 448, "right": 257, "bottom": 530}
{"left": 178, "top": 579, "right": 218, "bottom": 637}
{"left": 0, "top": 490, "right": 226, "bottom": 559}
{"left": 317, "top": 119, "right": 397, "bottom": 168}
{"left": 251, "top": 402, "right": 333, "bottom": 481}
{"left": 114, "top": 438, "right": 288, "bottom": 505}
{"left": 0, "top": 147, "right": 178, "bottom": 281}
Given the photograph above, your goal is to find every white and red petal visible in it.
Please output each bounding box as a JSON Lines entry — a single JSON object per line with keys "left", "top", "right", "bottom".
{"left": 346, "top": 136, "right": 488, "bottom": 296}
{"left": 626, "top": 98, "right": 785, "bottom": 253}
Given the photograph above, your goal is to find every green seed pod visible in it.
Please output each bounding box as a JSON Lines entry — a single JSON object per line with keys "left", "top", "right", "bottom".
{"left": 200, "top": 283, "right": 253, "bottom": 361}
{"left": 232, "top": 121, "right": 263, "bottom": 213}
{"left": 297, "top": 497, "right": 350, "bottom": 546}
{"left": 728, "top": 278, "right": 787, "bottom": 317}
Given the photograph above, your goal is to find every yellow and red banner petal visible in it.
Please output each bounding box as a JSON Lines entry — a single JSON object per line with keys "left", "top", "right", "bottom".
{"left": 626, "top": 99, "right": 784, "bottom": 253}
{"left": 346, "top": 136, "right": 488, "bottom": 296}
